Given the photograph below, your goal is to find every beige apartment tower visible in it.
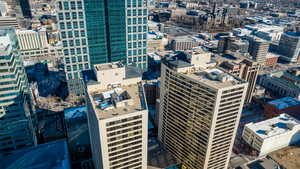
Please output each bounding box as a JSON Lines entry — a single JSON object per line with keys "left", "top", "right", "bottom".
{"left": 86, "top": 62, "right": 148, "bottom": 169}
{"left": 158, "top": 50, "right": 248, "bottom": 169}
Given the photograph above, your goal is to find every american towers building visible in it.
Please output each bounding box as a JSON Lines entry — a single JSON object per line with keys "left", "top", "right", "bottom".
{"left": 56, "top": 0, "right": 148, "bottom": 96}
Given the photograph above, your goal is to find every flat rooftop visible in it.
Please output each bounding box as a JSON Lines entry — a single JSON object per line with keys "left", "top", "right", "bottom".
{"left": 162, "top": 51, "right": 246, "bottom": 89}
{"left": 89, "top": 84, "right": 146, "bottom": 120}
{"left": 268, "top": 97, "right": 300, "bottom": 110}
{"left": 245, "top": 114, "right": 300, "bottom": 139}
{"left": 94, "top": 62, "right": 124, "bottom": 71}
{"left": 187, "top": 68, "right": 244, "bottom": 89}
{"left": 0, "top": 139, "right": 70, "bottom": 169}
{"left": 269, "top": 145, "right": 300, "bottom": 169}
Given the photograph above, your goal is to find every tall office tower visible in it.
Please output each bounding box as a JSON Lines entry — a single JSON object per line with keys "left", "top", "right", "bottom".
{"left": 158, "top": 51, "right": 248, "bottom": 169}
{"left": 220, "top": 58, "right": 260, "bottom": 104}
{"left": 56, "top": 0, "right": 148, "bottom": 96}
{"left": 0, "top": 27, "right": 36, "bottom": 155}
{"left": 86, "top": 62, "right": 148, "bottom": 169}
{"left": 248, "top": 38, "right": 269, "bottom": 64}
{"left": 278, "top": 31, "right": 300, "bottom": 63}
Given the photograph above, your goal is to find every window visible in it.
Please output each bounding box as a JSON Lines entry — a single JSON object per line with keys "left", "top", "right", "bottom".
{"left": 143, "top": 25, "right": 147, "bottom": 32}
{"left": 85, "top": 63, "right": 89, "bottom": 69}
{"left": 58, "top": 13, "right": 64, "bottom": 20}
{"left": 73, "top": 21, "right": 78, "bottom": 29}
{"left": 133, "top": 10, "right": 137, "bottom": 16}
{"left": 67, "top": 22, "right": 72, "bottom": 29}
{"left": 82, "top": 47, "right": 87, "bottom": 54}
{"left": 59, "top": 22, "right": 65, "bottom": 29}
{"left": 67, "top": 73, "right": 72, "bottom": 79}
{"left": 138, "top": 34, "right": 142, "bottom": 40}
{"left": 138, "top": 26, "right": 142, "bottom": 32}
{"left": 133, "top": 26, "right": 136, "bottom": 32}
{"left": 61, "top": 31, "right": 66, "bottom": 38}
{"left": 69, "top": 40, "right": 74, "bottom": 46}
{"left": 128, "top": 50, "right": 132, "bottom": 56}
{"left": 62, "top": 40, "right": 68, "bottom": 47}
{"left": 77, "top": 2, "right": 82, "bottom": 9}
{"left": 65, "top": 57, "right": 70, "bottom": 64}
{"left": 76, "top": 48, "right": 81, "bottom": 54}
{"left": 128, "top": 27, "right": 132, "bottom": 33}
{"left": 75, "top": 39, "right": 80, "bottom": 46}
{"left": 79, "top": 21, "right": 84, "bottom": 28}
{"left": 83, "top": 55, "right": 88, "bottom": 61}
{"left": 133, "top": 42, "right": 137, "bottom": 48}
{"left": 143, "top": 17, "right": 147, "bottom": 24}
{"left": 72, "top": 12, "right": 77, "bottom": 19}
{"left": 79, "top": 64, "right": 83, "bottom": 70}
{"left": 63, "top": 2, "right": 69, "bottom": 10}
{"left": 74, "top": 30, "right": 79, "bottom": 37}
{"left": 80, "top": 30, "right": 85, "bottom": 37}
{"left": 66, "top": 66, "right": 71, "bottom": 71}
{"left": 71, "top": 57, "right": 76, "bottom": 62}
{"left": 63, "top": 49, "right": 69, "bottom": 56}
{"left": 70, "top": 1, "right": 76, "bottom": 10}
{"left": 81, "top": 39, "right": 86, "bottom": 45}
{"left": 78, "top": 56, "right": 82, "bottom": 62}
{"left": 68, "top": 31, "right": 73, "bottom": 38}
{"left": 127, "top": 10, "right": 131, "bottom": 16}
{"left": 78, "top": 12, "right": 83, "bottom": 19}
{"left": 138, "top": 18, "right": 142, "bottom": 24}
{"left": 65, "top": 12, "right": 70, "bottom": 20}
{"left": 72, "top": 65, "right": 77, "bottom": 71}
{"left": 70, "top": 49, "right": 75, "bottom": 55}
{"left": 138, "top": 9, "right": 142, "bottom": 16}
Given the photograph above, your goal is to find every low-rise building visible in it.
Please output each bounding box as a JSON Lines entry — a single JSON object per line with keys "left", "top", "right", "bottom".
{"left": 170, "top": 36, "right": 199, "bottom": 51}
{"left": 265, "top": 53, "right": 279, "bottom": 67}
{"left": 242, "top": 114, "right": 300, "bottom": 156}
{"left": 258, "top": 68, "right": 300, "bottom": 99}
{"left": 264, "top": 97, "right": 300, "bottom": 118}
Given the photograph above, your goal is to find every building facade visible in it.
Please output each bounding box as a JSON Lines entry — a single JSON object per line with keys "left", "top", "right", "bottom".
{"left": 278, "top": 31, "right": 300, "bottom": 63}
{"left": 86, "top": 62, "right": 148, "bottom": 169}
{"left": 158, "top": 52, "right": 248, "bottom": 169}
{"left": 16, "top": 29, "right": 63, "bottom": 65}
{"left": 220, "top": 58, "right": 261, "bottom": 104}
{"left": 56, "top": 0, "right": 148, "bottom": 96}
{"left": 264, "top": 97, "right": 300, "bottom": 118}
{"left": 258, "top": 68, "right": 300, "bottom": 100}
{"left": 0, "top": 27, "right": 36, "bottom": 155}
{"left": 248, "top": 38, "right": 269, "bottom": 64}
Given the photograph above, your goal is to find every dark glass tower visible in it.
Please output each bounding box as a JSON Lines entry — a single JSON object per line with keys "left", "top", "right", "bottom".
{"left": 56, "top": 0, "right": 148, "bottom": 96}
{"left": 84, "top": 0, "right": 127, "bottom": 65}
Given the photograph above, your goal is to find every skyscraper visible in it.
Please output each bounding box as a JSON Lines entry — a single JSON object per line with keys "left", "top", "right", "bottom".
{"left": 86, "top": 62, "right": 148, "bottom": 169}
{"left": 0, "top": 27, "right": 36, "bottom": 155}
{"left": 158, "top": 50, "right": 248, "bottom": 169}
{"left": 56, "top": 0, "right": 148, "bottom": 96}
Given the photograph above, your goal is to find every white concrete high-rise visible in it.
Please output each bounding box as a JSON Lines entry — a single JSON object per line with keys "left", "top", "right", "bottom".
{"left": 158, "top": 50, "right": 248, "bottom": 169}
{"left": 86, "top": 62, "right": 148, "bottom": 169}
